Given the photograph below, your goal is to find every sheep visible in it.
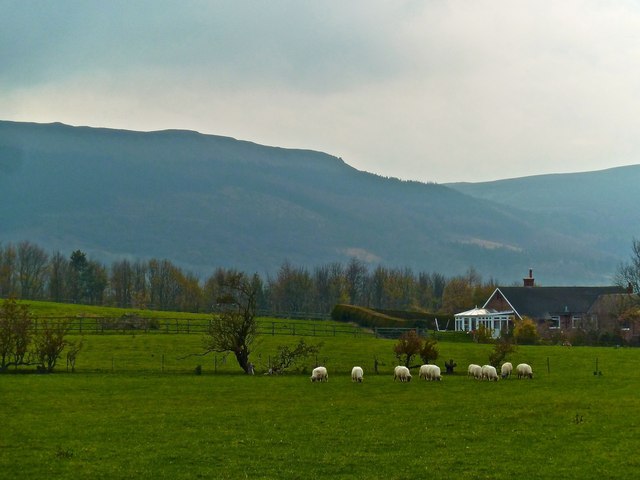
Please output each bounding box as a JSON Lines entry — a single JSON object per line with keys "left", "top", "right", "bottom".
{"left": 501, "top": 362, "right": 513, "bottom": 379}
{"left": 351, "top": 366, "right": 364, "bottom": 383}
{"left": 419, "top": 364, "right": 430, "bottom": 380}
{"left": 310, "top": 366, "right": 328, "bottom": 382}
{"left": 481, "top": 364, "right": 499, "bottom": 381}
{"left": 426, "top": 364, "right": 442, "bottom": 381}
{"left": 468, "top": 363, "right": 483, "bottom": 380}
{"left": 393, "top": 365, "right": 412, "bottom": 382}
{"left": 516, "top": 363, "right": 533, "bottom": 379}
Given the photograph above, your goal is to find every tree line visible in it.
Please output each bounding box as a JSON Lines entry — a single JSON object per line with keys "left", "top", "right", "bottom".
{"left": 0, "top": 240, "right": 500, "bottom": 315}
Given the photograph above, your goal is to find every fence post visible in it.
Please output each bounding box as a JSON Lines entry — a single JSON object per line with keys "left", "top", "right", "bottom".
{"left": 187, "top": 319, "right": 190, "bottom": 334}
{"left": 547, "top": 357, "right": 550, "bottom": 374}
{"left": 272, "top": 322, "right": 275, "bottom": 336}
{"left": 333, "top": 325, "right": 336, "bottom": 336}
{"left": 79, "top": 317, "right": 83, "bottom": 334}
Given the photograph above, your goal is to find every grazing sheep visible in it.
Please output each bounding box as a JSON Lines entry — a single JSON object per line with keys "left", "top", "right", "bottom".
{"left": 516, "top": 363, "right": 533, "bottom": 379}
{"left": 419, "top": 364, "right": 430, "bottom": 380}
{"left": 426, "top": 364, "right": 442, "bottom": 381}
{"left": 501, "top": 362, "right": 513, "bottom": 379}
{"left": 481, "top": 364, "right": 499, "bottom": 381}
{"left": 310, "top": 366, "right": 328, "bottom": 382}
{"left": 351, "top": 366, "right": 364, "bottom": 383}
{"left": 393, "top": 365, "right": 412, "bottom": 382}
{"left": 468, "top": 364, "right": 483, "bottom": 380}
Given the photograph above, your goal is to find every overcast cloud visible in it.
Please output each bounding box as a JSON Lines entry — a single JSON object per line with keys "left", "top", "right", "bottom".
{"left": 2, "top": 0, "right": 640, "bottom": 182}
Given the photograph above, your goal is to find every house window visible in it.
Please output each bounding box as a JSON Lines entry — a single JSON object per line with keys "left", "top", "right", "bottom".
{"left": 550, "top": 316, "right": 560, "bottom": 329}
{"left": 571, "top": 316, "right": 581, "bottom": 328}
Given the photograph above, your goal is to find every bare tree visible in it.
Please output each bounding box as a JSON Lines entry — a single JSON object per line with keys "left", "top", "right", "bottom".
{"left": 110, "top": 259, "right": 134, "bottom": 308}
{"left": 204, "top": 272, "right": 259, "bottom": 373}
{"left": 17, "top": 241, "right": 49, "bottom": 299}
{"left": 0, "top": 243, "right": 18, "bottom": 297}
{"left": 48, "top": 251, "right": 69, "bottom": 302}
{"left": 268, "top": 338, "right": 323, "bottom": 374}
{"left": 615, "top": 238, "right": 640, "bottom": 293}
{"left": 345, "top": 257, "right": 368, "bottom": 305}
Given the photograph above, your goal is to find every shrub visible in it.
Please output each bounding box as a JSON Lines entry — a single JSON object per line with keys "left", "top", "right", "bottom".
{"left": 488, "top": 337, "right": 516, "bottom": 368}
{"left": 393, "top": 330, "right": 424, "bottom": 367}
{"left": 33, "top": 318, "right": 72, "bottom": 373}
{"left": 0, "top": 297, "right": 32, "bottom": 371}
{"left": 420, "top": 338, "right": 439, "bottom": 365}
{"left": 331, "top": 304, "right": 454, "bottom": 331}
{"left": 513, "top": 317, "right": 539, "bottom": 345}
{"left": 473, "top": 324, "right": 494, "bottom": 344}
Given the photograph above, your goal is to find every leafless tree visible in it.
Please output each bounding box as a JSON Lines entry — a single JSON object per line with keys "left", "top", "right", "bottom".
{"left": 17, "top": 241, "right": 49, "bottom": 299}
{"left": 204, "top": 272, "right": 260, "bottom": 373}
{"left": 615, "top": 238, "right": 640, "bottom": 293}
{"left": 0, "top": 243, "right": 18, "bottom": 297}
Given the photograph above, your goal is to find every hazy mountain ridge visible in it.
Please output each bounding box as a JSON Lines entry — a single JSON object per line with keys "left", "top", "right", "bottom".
{"left": 446, "top": 166, "right": 640, "bottom": 260}
{"left": 0, "top": 120, "right": 626, "bottom": 284}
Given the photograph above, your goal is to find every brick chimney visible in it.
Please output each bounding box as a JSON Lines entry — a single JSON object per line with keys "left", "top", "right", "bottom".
{"left": 523, "top": 269, "right": 535, "bottom": 287}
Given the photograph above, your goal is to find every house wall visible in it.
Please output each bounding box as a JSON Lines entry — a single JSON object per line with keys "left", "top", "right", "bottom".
{"left": 484, "top": 291, "right": 511, "bottom": 312}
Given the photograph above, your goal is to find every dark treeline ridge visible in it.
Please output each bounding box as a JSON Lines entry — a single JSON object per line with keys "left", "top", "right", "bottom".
{"left": 0, "top": 240, "right": 499, "bottom": 316}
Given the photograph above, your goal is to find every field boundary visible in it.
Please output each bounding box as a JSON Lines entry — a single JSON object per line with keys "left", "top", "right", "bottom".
{"left": 27, "top": 316, "right": 371, "bottom": 337}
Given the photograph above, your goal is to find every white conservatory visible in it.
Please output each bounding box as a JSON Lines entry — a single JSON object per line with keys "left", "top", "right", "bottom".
{"left": 454, "top": 307, "right": 514, "bottom": 338}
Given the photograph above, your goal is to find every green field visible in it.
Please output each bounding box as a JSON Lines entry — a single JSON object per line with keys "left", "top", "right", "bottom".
{"left": 2, "top": 314, "right": 639, "bottom": 479}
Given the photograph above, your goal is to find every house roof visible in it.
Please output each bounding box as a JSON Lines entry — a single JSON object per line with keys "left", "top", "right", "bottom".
{"left": 484, "top": 286, "right": 625, "bottom": 319}
{"left": 455, "top": 307, "right": 512, "bottom": 317}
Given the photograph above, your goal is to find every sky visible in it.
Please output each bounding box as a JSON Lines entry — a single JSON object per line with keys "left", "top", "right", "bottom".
{"left": 2, "top": 0, "right": 640, "bottom": 183}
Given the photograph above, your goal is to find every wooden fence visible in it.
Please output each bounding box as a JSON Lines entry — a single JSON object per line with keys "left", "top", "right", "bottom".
{"left": 27, "top": 316, "right": 368, "bottom": 338}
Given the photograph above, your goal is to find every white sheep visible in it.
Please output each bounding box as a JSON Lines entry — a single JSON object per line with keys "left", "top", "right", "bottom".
{"left": 426, "top": 364, "right": 442, "bottom": 381}
{"left": 310, "top": 366, "right": 328, "bottom": 382}
{"left": 516, "top": 363, "right": 533, "bottom": 379}
{"left": 393, "top": 365, "right": 412, "bottom": 382}
{"left": 501, "top": 362, "right": 513, "bottom": 379}
{"left": 419, "top": 364, "right": 430, "bottom": 380}
{"left": 482, "top": 364, "right": 499, "bottom": 381}
{"left": 468, "top": 363, "right": 482, "bottom": 380}
{"left": 351, "top": 366, "right": 364, "bottom": 383}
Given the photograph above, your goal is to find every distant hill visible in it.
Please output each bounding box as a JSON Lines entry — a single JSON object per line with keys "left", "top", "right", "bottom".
{"left": 447, "top": 166, "right": 640, "bottom": 269}
{"left": 0, "top": 120, "right": 626, "bottom": 284}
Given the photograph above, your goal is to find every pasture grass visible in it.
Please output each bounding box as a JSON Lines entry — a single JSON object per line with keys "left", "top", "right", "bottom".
{"left": 17, "top": 299, "right": 212, "bottom": 319}
{"left": 2, "top": 326, "right": 639, "bottom": 478}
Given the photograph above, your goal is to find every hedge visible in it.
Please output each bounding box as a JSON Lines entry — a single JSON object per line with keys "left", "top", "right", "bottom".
{"left": 331, "top": 304, "right": 455, "bottom": 330}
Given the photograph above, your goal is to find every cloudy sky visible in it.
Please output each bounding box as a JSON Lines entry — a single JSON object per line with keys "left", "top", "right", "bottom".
{"left": 2, "top": 1, "right": 640, "bottom": 183}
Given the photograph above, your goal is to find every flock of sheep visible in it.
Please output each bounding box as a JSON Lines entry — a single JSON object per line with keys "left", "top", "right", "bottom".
{"left": 310, "top": 362, "right": 534, "bottom": 383}
{"left": 467, "top": 362, "right": 534, "bottom": 381}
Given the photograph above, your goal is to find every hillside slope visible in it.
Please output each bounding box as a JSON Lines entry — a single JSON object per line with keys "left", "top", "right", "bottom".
{"left": 447, "top": 166, "right": 640, "bottom": 262}
{"left": 0, "top": 120, "right": 618, "bottom": 283}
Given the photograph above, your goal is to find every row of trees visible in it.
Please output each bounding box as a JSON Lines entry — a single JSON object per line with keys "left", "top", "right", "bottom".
{"left": 0, "top": 241, "right": 500, "bottom": 315}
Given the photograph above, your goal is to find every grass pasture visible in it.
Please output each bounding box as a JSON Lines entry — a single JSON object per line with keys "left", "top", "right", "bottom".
{"left": 1, "top": 319, "right": 640, "bottom": 478}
